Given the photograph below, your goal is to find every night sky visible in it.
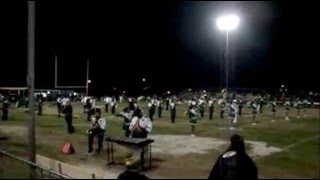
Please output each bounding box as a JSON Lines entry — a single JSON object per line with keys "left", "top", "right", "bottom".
{"left": 0, "top": 1, "right": 319, "bottom": 96}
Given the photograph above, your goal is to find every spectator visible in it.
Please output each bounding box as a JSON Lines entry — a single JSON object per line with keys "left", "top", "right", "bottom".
{"left": 208, "top": 134, "right": 258, "bottom": 180}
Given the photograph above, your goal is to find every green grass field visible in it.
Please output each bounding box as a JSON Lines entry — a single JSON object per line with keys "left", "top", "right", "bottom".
{"left": 0, "top": 101, "right": 319, "bottom": 179}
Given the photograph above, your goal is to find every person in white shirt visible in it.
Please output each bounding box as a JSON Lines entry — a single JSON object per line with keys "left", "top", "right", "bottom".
{"left": 229, "top": 99, "right": 239, "bottom": 130}
{"left": 129, "top": 109, "right": 152, "bottom": 138}
{"left": 87, "top": 108, "right": 106, "bottom": 154}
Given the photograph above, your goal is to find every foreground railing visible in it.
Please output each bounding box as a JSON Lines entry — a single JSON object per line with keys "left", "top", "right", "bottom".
{"left": 0, "top": 149, "right": 72, "bottom": 179}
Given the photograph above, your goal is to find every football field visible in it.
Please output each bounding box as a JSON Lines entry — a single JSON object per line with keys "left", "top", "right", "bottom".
{"left": 0, "top": 101, "right": 319, "bottom": 179}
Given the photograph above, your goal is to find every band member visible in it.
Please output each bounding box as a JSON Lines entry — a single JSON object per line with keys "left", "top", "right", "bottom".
{"left": 284, "top": 99, "right": 291, "bottom": 121}
{"left": 165, "top": 97, "right": 170, "bottom": 111}
{"left": 128, "top": 98, "right": 135, "bottom": 111}
{"left": 191, "top": 98, "right": 197, "bottom": 108}
{"left": 38, "top": 98, "right": 43, "bottom": 116}
{"left": 103, "top": 96, "right": 111, "bottom": 113}
{"left": 1, "top": 97, "right": 9, "bottom": 121}
{"left": 218, "top": 98, "right": 227, "bottom": 119}
{"left": 87, "top": 108, "right": 106, "bottom": 154}
{"left": 208, "top": 97, "right": 214, "bottom": 120}
{"left": 170, "top": 100, "right": 176, "bottom": 124}
{"left": 129, "top": 108, "right": 152, "bottom": 138}
{"left": 229, "top": 100, "right": 239, "bottom": 128}
{"left": 188, "top": 98, "right": 197, "bottom": 118}
{"left": 294, "top": 98, "right": 302, "bottom": 119}
{"left": 199, "top": 98, "right": 205, "bottom": 118}
{"left": 303, "top": 99, "right": 309, "bottom": 117}
{"left": 251, "top": 101, "right": 258, "bottom": 125}
{"left": 259, "top": 96, "right": 264, "bottom": 114}
{"left": 110, "top": 97, "right": 117, "bottom": 115}
{"left": 238, "top": 98, "right": 244, "bottom": 116}
{"left": 25, "top": 97, "right": 29, "bottom": 109}
{"left": 147, "top": 100, "right": 155, "bottom": 121}
{"left": 255, "top": 95, "right": 261, "bottom": 114}
{"left": 188, "top": 99, "right": 192, "bottom": 109}
{"left": 84, "top": 99, "right": 93, "bottom": 121}
{"left": 157, "top": 98, "right": 163, "bottom": 118}
{"left": 57, "top": 96, "right": 62, "bottom": 117}
{"left": 271, "top": 98, "right": 277, "bottom": 122}
{"left": 61, "top": 99, "right": 75, "bottom": 134}
{"left": 189, "top": 106, "right": 198, "bottom": 137}
{"left": 115, "top": 107, "right": 132, "bottom": 137}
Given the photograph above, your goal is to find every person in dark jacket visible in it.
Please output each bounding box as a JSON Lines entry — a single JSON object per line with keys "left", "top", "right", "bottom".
{"left": 208, "top": 134, "right": 258, "bottom": 180}
{"left": 38, "top": 98, "right": 43, "bottom": 116}
{"left": 157, "top": 98, "right": 163, "bottom": 118}
{"left": 1, "top": 97, "right": 9, "bottom": 121}
{"left": 170, "top": 100, "right": 176, "bottom": 123}
{"left": 84, "top": 99, "right": 93, "bottom": 121}
{"left": 61, "top": 100, "right": 75, "bottom": 134}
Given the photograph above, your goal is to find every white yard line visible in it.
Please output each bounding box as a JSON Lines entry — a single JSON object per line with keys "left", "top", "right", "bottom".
{"left": 282, "top": 135, "right": 320, "bottom": 150}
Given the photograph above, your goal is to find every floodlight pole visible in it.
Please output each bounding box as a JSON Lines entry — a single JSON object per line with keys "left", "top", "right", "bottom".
{"left": 27, "top": 1, "right": 36, "bottom": 178}
{"left": 54, "top": 55, "right": 58, "bottom": 88}
{"left": 86, "top": 58, "right": 90, "bottom": 96}
{"left": 226, "top": 29, "right": 229, "bottom": 93}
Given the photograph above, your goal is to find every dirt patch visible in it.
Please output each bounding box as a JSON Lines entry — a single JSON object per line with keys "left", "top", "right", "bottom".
{"left": 247, "top": 141, "right": 282, "bottom": 158}
{"left": 149, "top": 135, "right": 226, "bottom": 155}
{"left": 149, "top": 134, "right": 282, "bottom": 158}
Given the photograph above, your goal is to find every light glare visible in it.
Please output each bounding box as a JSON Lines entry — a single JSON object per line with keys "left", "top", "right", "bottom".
{"left": 216, "top": 15, "right": 239, "bottom": 31}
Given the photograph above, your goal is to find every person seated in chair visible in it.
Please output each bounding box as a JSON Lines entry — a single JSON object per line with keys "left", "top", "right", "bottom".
{"left": 87, "top": 108, "right": 106, "bottom": 155}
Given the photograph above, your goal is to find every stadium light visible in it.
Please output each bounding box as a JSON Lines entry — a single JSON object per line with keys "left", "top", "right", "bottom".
{"left": 142, "top": 78, "right": 146, "bottom": 82}
{"left": 216, "top": 14, "right": 239, "bottom": 94}
{"left": 216, "top": 15, "right": 239, "bottom": 31}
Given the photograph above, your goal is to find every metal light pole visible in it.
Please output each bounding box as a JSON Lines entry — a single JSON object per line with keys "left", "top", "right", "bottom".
{"left": 86, "top": 58, "right": 90, "bottom": 96}
{"left": 216, "top": 14, "right": 239, "bottom": 100}
{"left": 27, "top": 1, "right": 36, "bottom": 178}
{"left": 225, "top": 29, "right": 229, "bottom": 91}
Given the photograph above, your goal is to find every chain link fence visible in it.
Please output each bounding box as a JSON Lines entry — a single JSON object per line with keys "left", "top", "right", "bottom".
{"left": 0, "top": 149, "right": 71, "bottom": 179}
